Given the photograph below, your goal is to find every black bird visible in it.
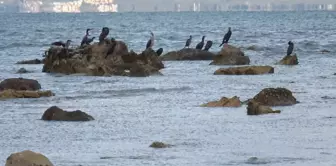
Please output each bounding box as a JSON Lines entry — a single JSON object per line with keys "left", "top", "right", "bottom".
{"left": 51, "top": 40, "right": 72, "bottom": 48}
{"left": 105, "top": 38, "right": 117, "bottom": 58}
{"left": 156, "top": 48, "right": 163, "bottom": 56}
{"left": 287, "top": 41, "right": 294, "bottom": 56}
{"left": 99, "top": 27, "right": 110, "bottom": 44}
{"left": 81, "top": 28, "right": 94, "bottom": 46}
{"left": 196, "top": 36, "right": 205, "bottom": 50}
{"left": 203, "top": 41, "right": 213, "bottom": 51}
{"left": 146, "top": 31, "right": 154, "bottom": 49}
{"left": 219, "top": 27, "right": 232, "bottom": 47}
{"left": 184, "top": 35, "right": 192, "bottom": 48}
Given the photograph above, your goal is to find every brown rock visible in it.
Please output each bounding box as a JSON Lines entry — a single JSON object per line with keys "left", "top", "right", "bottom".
{"left": 0, "top": 89, "right": 54, "bottom": 99}
{"left": 210, "top": 45, "right": 250, "bottom": 65}
{"left": 42, "top": 40, "right": 163, "bottom": 77}
{"left": 16, "top": 59, "right": 43, "bottom": 64}
{"left": 41, "top": 106, "right": 94, "bottom": 121}
{"left": 0, "top": 78, "right": 41, "bottom": 91}
{"left": 277, "top": 54, "right": 298, "bottom": 65}
{"left": 253, "top": 88, "right": 297, "bottom": 106}
{"left": 160, "top": 48, "right": 216, "bottom": 61}
{"left": 201, "top": 96, "right": 241, "bottom": 107}
{"left": 214, "top": 66, "right": 274, "bottom": 75}
{"left": 6, "top": 150, "right": 54, "bottom": 166}
{"left": 247, "top": 100, "right": 281, "bottom": 115}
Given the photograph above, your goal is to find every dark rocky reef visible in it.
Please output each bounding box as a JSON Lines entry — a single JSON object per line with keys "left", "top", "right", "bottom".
{"left": 253, "top": 88, "right": 298, "bottom": 106}
{"left": 160, "top": 48, "right": 216, "bottom": 61}
{"left": 16, "top": 59, "right": 44, "bottom": 64}
{"left": 214, "top": 66, "right": 274, "bottom": 75}
{"left": 277, "top": 54, "right": 299, "bottom": 65}
{"left": 42, "top": 39, "right": 164, "bottom": 77}
{"left": 210, "top": 45, "right": 250, "bottom": 65}
{"left": 247, "top": 100, "right": 281, "bottom": 115}
{"left": 41, "top": 106, "right": 94, "bottom": 121}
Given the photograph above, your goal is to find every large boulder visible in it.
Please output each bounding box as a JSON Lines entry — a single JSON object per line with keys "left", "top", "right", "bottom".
{"left": 253, "top": 88, "right": 298, "bottom": 106}
{"left": 277, "top": 54, "right": 298, "bottom": 65}
{"left": 0, "top": 89, "right": 53, "bottom": 99}
{"left": 6, "top": 150, "right": 54, "bottom": 166}
{"left": 201, "top": 96, "right": 241, "bottom": 107}
{"left": 0, "top": 78, "right": 41, "bottom": 91}
{"left": 42, "top": 40, "right": 164, "bottom": 77}
{"left": 210, "top": 45, "right": 250, "bottom": 65}
{"left": 160, "top": 48, "right": 216, "bottom": 61}
{"left": 41, "top": 106, "right": 94, "bottom": 121}
{"left": 214, "top": 66, "right": 274, "bottom": 75}
{"left": 16, "top": 59, "right": 44, "bottom": 64}
{"left": 247, "top": 100, "right": 281, "bottom": 115}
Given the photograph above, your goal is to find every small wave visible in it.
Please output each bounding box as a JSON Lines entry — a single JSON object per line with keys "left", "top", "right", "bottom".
{"left": 0, "top": 42, "right": 38, "bottom": 50}
{"left": 225, "top": 157, "right": 311, "bottom": 165}
{"left": 84, "top": 80, "right": 119, "bottom": 84}
{"left": 100, "top": 155, "right": 152, "bottom": 160}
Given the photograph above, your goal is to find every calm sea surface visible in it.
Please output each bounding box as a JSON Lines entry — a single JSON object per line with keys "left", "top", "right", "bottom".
{"left": 0, "top": 11, "right": 336, "bottom": 166}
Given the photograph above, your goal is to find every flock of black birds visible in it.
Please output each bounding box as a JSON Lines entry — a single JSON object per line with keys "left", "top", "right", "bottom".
{"left": 51, "top": 26, "right": 295, "bottom": 57}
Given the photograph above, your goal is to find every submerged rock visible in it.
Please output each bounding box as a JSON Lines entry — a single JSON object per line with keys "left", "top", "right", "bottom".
{"left": 0, "top": 78, "right": 41, "bottom": 91}
{"left": 16, "top": 58, "right": 44, "bottom": 64}
{"left": 16, "top": 68, "right": 29, "bottom": 74}
{"left": 149, "top": 141, "right": 172, "bottom": 148}
{"left": 201, "top": 96, "right": 241, "bottom": 107}
{"left": 210, "top": 45, "right": 250, "bottom": 65}
{"left": 0, "top": 89, "right": 54, "bottom": 99}
{"left": 6, "top": 150, "right": 54, "bottom": 166}
{"left": 42, "top": 40, "right": 164, "bottom": 77}
{"left": 214, "top": 66, "right": 274, "bottom": 75}
{"left": 321, "top": 49, "right": 330, "bottom": 54}
{"left": 41, "top": 106, "right": 94, "bottom": 121}
{"left": 247, "top": 100, "right": 281, "bottom": 115}
{"left": 160, "top": 48, "right": 216, "bottom": 61}
{"left": 277, "top": 54, "right": 298, "bottom": 65}
{"left": 253, "top": 88, "right": 297, "bottom": 106}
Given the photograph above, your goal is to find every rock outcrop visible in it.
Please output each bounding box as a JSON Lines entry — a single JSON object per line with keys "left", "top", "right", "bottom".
{"left": 210, "top": 45, "right": 250, "bottom": 65}
{"left": 247, "top": 100, "right": 281, "bottom": 115}
{"left": 214, "top": 66, "right": 274, "bottom": 75}
{"left": 42, "top": 40, "right": 164, "bottom": 77}
{"left": 160, "top": 48, "right": 216, "bottom": 61}
{"left": 277, "top": 54, "right": 298, "bottom": 65}
{"left": 41, "top": 106, "right": 94, "bottom": 121}
{"left": 16, "top": 68, "right": 29, "bottom": 74}
{"left": 0, "top": 89, "right": 53, "bottom": 99}
{"left": 6, "top": 150, "right": 54, "bottom": 166}
{"left": 253, "top": 88, "right": 297, "bottom": 106}
{"left": 149, "top": 141, "right": 172, "bottom": 148}
{"left": 0, "top": 78, "right": 41, "bottom": 91}
{"left": 201, "top": 96, "right": 241, "bottom": 107}
{"left": 16, "top": 59, "right": 44, "bottom": 64}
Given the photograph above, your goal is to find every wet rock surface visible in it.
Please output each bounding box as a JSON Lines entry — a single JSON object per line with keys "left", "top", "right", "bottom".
{"left": 41, "top": 106, "right": 94, "bottom": 121}
{"left": 0, "top": 78, "right": 41, "bottom": 91}
{"left": 201, "top": 96, "right": 241, "bottom": 107}
{"left": 252, "top": 88, "right": 298, "bottom": 106}
{"left": 160, "top": 48, "right": 216, "bottom": 61}
{"left": 149, "top": 141, "right": 172, "bottom": 148}
{"left": 6, "top": 150, "right": 54, "bottom": 166}
{"left": 277, "top": 54, "right": 299, "bottom": 65}
{"left": 16, "top": 59, "right": 44, "bottom": 64}
{"left": 210, "top": 45, "right": 250, "bottom": 65}
{"left": 214, "top": 66, "right": 274, "bottom": 75}
{"left": 0, "top": 89, "right": 54, "bottom": 99}
{"left": 247, "top": 100, "right": 281, "bottom": 115}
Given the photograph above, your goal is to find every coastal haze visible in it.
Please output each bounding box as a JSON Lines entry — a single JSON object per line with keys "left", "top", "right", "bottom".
{"left": 1, "top": 0, "right": 336, "bottom": 12}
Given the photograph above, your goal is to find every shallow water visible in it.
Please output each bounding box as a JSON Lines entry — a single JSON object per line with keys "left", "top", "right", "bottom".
{"left": 0, "top": 11, "right": 336, "bottom": 166}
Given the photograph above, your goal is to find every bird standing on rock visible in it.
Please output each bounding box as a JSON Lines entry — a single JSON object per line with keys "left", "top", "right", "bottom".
{"left": 99, "top": 27, "right": 110, "bottom": 44}
{"left": 184, "top": 35, "right": 192, "bottom": 48}
{"left": 219, "top": 27, "right": 232, "bottom": 47}
{"left": 81, "top": 28, "right": 95, "bottom": 46}
{"left": 156, "top": 48, "right": 163, "bottom": 56}
{"left": 287, "top": 41, "right": 294, "bottom": 56}
{"left": 196, "top": 36, "right": 205, "bottom": 50}
{"left": 146, "top": 31, "right": 155, "bottom": 49}
{"left": 203, "top": 41, "right": 213, "bottom": 51}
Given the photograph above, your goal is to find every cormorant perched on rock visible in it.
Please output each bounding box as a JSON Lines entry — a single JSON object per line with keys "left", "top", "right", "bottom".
{"left": 196, "top": 36, "right": 205, "bottom": 50}
{"left": 219, "top": 27, "right": 232, "bottom": 47}
{"left": 287, "top": 41, "right": 294, "bottom": 56}
{"left": 156, "top": 48, "right": 163, "bottom": 56}
{"left": 203, "top": 41, "right": 213, "bottom": 51}
{"left": 81, "top": 28, "right": 95, "bottom": 46}
{"left": 146, "top": 31, "right": 154, "bottom": 49}
{"left": 99, "top": 27, "right": 110, "bottom": 44}
{"left": 51, "top": 40, "right": 72, "bottom": 48}
{"left": 184, "top": 35, "right": 192, "bottom": 48}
